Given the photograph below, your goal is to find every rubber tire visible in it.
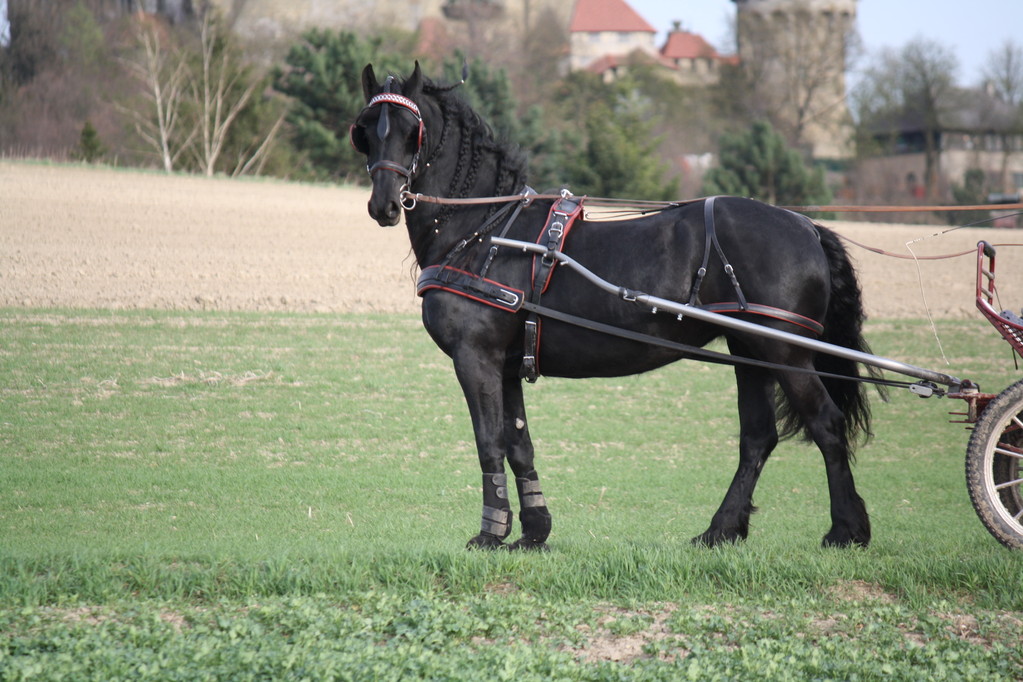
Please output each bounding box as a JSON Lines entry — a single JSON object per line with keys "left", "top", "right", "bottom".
{"left": 965, "top": 378, "right": 1023, "bottom": 549}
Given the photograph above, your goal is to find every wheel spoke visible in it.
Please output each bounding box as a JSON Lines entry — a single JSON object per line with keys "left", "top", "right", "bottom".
{"left": 994, "top": 477, "right": 1023, "bottom": 491}
{"left": 1014, "top": 508, "right": 1023, "bottom": 523}
{"left": 995, "top": 445, "right": 1023, "bottom": 459}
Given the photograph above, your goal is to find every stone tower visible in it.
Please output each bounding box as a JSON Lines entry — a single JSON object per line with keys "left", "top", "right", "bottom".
{"left": 732, "top": 0, "right": 857, "bottom": 159}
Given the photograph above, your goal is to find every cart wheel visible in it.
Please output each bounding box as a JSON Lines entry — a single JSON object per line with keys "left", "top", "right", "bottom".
{"left": 966, "top": 378, "right": 1023, "bottom": 549}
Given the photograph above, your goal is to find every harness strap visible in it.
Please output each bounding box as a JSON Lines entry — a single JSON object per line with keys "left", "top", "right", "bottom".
{"left": 521, "top": 192, "right": 585, "bottom": 383}
{"left": 417, "top": 189, "right": 536, "bottom": 310}
{"left": 689, "top": 196, "right": 748, "bottom": 310}
{"left": 417, "top": 265, "right": 524, "bottom": 311}
{"left": 480, "top": 187, "right": 536, "bottom": 278}
{"left": 700, "top": 302, "right": 824, "bottom": 336}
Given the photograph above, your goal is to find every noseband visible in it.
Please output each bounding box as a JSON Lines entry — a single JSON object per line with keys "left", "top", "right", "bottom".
{"left": 352, "top": 78, "right": 425, "bottom": 187}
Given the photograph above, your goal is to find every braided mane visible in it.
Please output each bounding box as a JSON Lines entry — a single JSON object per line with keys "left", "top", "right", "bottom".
{"left": 417, "top": 76, "right": 529, "bottom": 193}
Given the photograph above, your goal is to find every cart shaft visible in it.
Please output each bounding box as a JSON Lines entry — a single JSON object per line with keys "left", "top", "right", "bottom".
{"left": 492, "top": 237, "right": 965, "bottom": 391}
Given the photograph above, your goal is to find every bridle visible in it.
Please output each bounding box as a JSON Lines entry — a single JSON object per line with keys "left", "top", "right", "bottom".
{"left": 350, "top": 76, "right": 425, "bottom": 196}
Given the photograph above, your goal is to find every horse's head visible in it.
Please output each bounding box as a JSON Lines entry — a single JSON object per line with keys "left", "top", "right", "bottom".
{"left": 351, "top": 62, "right": 426, "bottom": 226}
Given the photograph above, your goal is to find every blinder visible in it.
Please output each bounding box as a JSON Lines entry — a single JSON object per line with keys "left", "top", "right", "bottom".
{"left": 349, "top": 122, "right": 370, "bottom": 154}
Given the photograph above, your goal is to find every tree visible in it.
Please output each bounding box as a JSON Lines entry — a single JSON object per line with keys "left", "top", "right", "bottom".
{"left": 120, "top": 19, "right": 193, "bottom": 172}
{"left": 983, "top": 39, "right": 1023, "bottom": 106}
{"left": 120, "top": 9, "right": 282, "bottom": 176}
{"left": 273, "top": 30, "right": 408, "bottom": 182}
{"left": 187, "top": 8, "right": 271, "bottom": 176}
{"left": 852, "top": 39, "right": 959, "bottom": 201}
{"left": 0, "top": 1, "right": 117, "bottom": 156}
{"left": 561, "top": 102, "right": 678, "bottom": 201}
{"left": 701, "top": 120, "right": 831, "bottom": 206}
{"left": 541, "top": 71, "right": 679, "bottom": 200}
{"left": 981, "top": 40, "right": 1023, "bottom": 192}
{"left": 71, "top": 119, "right": 105, "bottom": 162}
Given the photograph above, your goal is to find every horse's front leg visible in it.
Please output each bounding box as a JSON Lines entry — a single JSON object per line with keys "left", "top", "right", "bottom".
{"left": 502, "top": 376, "right": 551, "bottom": 551}
{"left": 454, "top": 348, "right": 514, "bottom": 550}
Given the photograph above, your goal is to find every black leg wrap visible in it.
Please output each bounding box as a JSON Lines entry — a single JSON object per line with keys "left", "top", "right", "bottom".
{"left": 480, "top": 473, "right": 512, "bottom": 540}
{"left": 515, "top": 472, "right": 551, "bottom": 544}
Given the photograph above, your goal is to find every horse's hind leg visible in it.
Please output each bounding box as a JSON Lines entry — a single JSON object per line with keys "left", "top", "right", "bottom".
{"left": 502, "top": 377, "right": 551, "bottom": 551}
{"left": 694, "top": 363, "right": 778, "bottom": 547}
{"left": 777, "top": 372, "right": 870, "bottom": 547}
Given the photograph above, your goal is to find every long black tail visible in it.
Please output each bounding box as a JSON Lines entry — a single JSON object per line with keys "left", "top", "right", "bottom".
{"left": 778, "top": 224, "right": 882, "bottom": 449}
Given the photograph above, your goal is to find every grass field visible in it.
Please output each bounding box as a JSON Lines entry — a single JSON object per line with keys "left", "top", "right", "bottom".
{"left": 2, "top": 309, "right": 1022, "bottom": 679}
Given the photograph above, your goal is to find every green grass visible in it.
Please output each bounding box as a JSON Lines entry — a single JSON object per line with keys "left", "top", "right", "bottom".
{"left": 1, "top": 309, "right": 1022, "bottom": 679}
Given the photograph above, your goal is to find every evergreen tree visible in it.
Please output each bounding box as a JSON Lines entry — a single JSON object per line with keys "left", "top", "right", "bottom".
{"left": 72, "top": 120, "right": 105, "bottom": 163}
{"left": 551, "top": 72, "right": 678, "bottom": 200}
{"left": 272, "top": 30, "right": 408, "bottom": 182}
{"left": 559, "top": 103, "right": 678, "bottom": 201}
{"left": 701, "top": 120, "right": 831, "bottom": 206}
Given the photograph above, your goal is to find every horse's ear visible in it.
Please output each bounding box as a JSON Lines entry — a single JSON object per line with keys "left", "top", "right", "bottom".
{"left": 362, "top": 64, "right": 379, "bottom": 102}
{"left": 405, "top": 61, "right": 423, "bottom": 99}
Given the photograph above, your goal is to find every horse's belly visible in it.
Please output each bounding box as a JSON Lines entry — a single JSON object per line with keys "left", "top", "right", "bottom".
{"left": 533, "top": 319, "right": 713, "bottom": 379}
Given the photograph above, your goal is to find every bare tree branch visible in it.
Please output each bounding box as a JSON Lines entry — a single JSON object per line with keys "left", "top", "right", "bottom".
{"left": 188, "top": 9, "right": 261, "bottom": 176}
{"left": 118, "top": 22, "right": 193, "bottom": 171}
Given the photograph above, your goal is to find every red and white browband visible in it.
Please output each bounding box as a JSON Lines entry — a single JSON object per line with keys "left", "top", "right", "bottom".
{"left": 368, "top": 93, "right": 422, "bottom": 119}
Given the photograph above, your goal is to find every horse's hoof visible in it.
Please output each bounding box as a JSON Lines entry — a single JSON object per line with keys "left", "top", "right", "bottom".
{"left": 821, "top": 530, "right": 870, "bottom": 548}
{"left": 466, "top": 534, "right": 505, "bottom": 550}
{"left": 691, "top": 528, "right": 744, "bottom": 548}
{"left": 507, "top": 537, "right": 549, "bottom": 552}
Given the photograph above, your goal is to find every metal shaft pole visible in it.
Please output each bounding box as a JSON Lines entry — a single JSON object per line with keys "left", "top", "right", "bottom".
{"left": 491, "top": 237, "right": 964, "bottom": 390}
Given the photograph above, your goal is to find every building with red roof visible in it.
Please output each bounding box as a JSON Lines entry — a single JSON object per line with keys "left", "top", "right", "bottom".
{"left": 568, "top": 0, "right": 735, "bottom": 85}
{"left": 568, "top": 0, "right": 658, "bottom": 74}
{"left": 659, "top": 24, "right": 739, "bottom": 85}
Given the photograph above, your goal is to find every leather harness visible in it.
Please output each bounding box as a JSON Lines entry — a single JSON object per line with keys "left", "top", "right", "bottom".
{"left": 416, "top": 195, "right": 825, "bottom": 382}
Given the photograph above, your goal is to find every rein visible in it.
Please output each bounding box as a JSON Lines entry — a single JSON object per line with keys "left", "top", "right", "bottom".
{"left": 401, "top": 189, "right": 694, "bottom": 212}
{"left": 401, "top": 190, "right": 1023, "bottom": 259}
{"left": 402, "top": 191, "right": 1023, "bottom": 215}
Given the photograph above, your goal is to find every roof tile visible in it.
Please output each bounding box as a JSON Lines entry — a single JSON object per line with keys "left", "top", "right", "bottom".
{"left": 569, "top": 0, "right": 656, "bottom": 33}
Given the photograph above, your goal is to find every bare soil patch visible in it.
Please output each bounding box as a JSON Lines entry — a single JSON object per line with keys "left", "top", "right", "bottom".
{"left": 3, "top": 161, "right": 1022, "bottom": 319}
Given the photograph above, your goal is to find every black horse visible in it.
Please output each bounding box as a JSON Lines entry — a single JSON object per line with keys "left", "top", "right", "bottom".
{"left": 351, "top": 62, "right": 877, "bottom": 551}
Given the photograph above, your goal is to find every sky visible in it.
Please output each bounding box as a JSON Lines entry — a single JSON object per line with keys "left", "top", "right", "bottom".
{"left": 0, "top": 0, "right": 8, "bottom": 48}
{"left": 630, "top": 0, "right": 1023, "bottom": 86}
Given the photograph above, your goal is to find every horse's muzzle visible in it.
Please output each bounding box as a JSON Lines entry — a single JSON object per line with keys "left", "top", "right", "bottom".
{"left": 368, "top": 185, "right": 403, "bottom": 226}
{"left": 369, "top": 199, "right": 402, "bottom": 226}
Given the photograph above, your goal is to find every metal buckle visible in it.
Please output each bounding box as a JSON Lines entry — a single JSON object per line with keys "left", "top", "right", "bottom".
{"left": 498, "top": 289, "right": 520, "bottom": 307}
